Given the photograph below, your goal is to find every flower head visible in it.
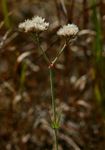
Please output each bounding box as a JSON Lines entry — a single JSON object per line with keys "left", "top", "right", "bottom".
{"left": 57, "top": 24, "right": 79, "bottom": 37}
{"left": 18, "top": 16, "right": 49, "bottom": 32}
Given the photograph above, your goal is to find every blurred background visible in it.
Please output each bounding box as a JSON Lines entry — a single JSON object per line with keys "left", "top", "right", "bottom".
{"left": 0, "top": 0, "right": 105, "bottom": 149}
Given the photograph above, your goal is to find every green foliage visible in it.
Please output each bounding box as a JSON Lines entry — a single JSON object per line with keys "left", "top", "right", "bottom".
{"left": 91, "top": 0, "right": 105, "bottom": 113}
{"left": 91, "top": 0, "right": 102, "bottom": 62}
{"left": 2, "top": 0, "right": 11, "bottom": 28}
{"left": 20, "top": 61, "right": 27, "bottom": 92}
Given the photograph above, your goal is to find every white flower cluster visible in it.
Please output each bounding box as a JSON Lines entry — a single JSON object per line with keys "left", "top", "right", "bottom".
{"left": 18, "top": 16, "right": 49, "bottom": 32}
{"left": 57, "top": 24, "right": 79, "bottom": 37}
{"left": 19, "top": 16, "right": 79, "bottom": 38}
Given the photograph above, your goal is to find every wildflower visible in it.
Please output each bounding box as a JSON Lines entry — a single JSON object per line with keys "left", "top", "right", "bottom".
{"left": 18, "top": 19, "right": 33, "bottom": 32}
{"left": 57, "top": 24, "right": 79, "bottom": 37}
{"left": 18, "top": 16, "right": 49, "bottom": 32}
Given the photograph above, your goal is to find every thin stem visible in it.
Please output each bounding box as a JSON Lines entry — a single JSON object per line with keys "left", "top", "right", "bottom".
{"left": 54, "top": 129, "right": 58, "bottom": 150}
{"left": 35, "top": 33, "right": 51, "bottom": 64}
{"left": 49, "top": 67, "right": 56, "bottom": 121}
{"left": 51, "top": 38, "right": 75, "bottom": 66}
{"left": 49, "top": 67, "right": 58, "bottom": 150}
{"left": 52, "top": 41, "right": 67, "bottom": 65}
{"left": 34, "top": 32, "right": 59, "bottom": 149}
{"left": 2, "top": 0, "right": 10, "bottom": 28}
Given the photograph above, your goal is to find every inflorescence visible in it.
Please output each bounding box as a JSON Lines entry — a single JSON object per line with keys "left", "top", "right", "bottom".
{"left": 57, "top": 24, "right": 79, "bottom": 37}
{"left": 19, "top": 16, "right": 79, "bottom": 37}
{"left": 18, "top": 16, "right": 49, "bottom": 33}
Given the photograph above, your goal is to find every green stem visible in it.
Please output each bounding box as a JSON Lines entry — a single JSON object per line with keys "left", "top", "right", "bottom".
{"left": 54, "top": 129, "right": 58, "bottom": 150}
{"left": 20, "top": 61, "right": 27, "bottom": 92}
{"left": 52, "top": 42, "right": 66, "bottom": 65}
{"left": 36, "top": 33, "right": 50, "bottom": 64}
{"left": 52, "top": 38, "right": 73, "bottom": 66}
{"left": 2, "top": 0, "right": 10, "bottom": 28}
{"left": 35, "top": 33, "right": 58, "bottom": 149}
{"left": 49, "top": 67, "right": 58, "bottom": 150}
{"left": 49, "top": 67, "right": 56, "bottom": 121}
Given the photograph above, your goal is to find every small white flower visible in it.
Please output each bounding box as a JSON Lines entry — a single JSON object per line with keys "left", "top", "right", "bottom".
{"left": 18, "top": 16, "right": 49, "bottom": 32}
{"left": 19, "top": 19, "right": 34, "bottom": 32}
{"left": 57, "top": 24, "right": 79, "bottom": 37}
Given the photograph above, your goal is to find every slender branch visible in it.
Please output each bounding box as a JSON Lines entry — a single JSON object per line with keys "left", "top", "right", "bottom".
{"left": 54, "top": 129, "right": 58, "bottom": 150}
{"left": 52, "top": 41, "right": 66, "bottom": 65}
{"left": 49, "top": 67, "right": 56, "bottom": 121}
{"left": 49, "top": 67, "right": 58, "bottom": 150}
{"left": 2, "top": 0, "right": 11, "bottom": 28}
{"left": 35, "top": 33, "right": 51, "bottom": 64}
{"left": 34, "top": 32, "right": 59, "bottom": 149}
{"left": 51, "top": 38, "right": 76, "bottom": 66}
